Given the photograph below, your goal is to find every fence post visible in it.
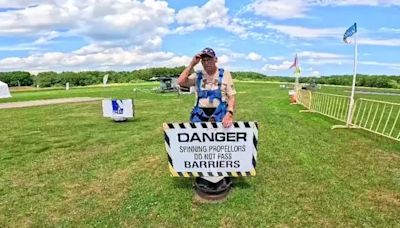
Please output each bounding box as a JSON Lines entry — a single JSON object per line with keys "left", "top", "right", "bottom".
{"left": 346, "top": 97, "right": 355, "bottom": 127}
{"left": 308, "top": 90, "right": 312, "bottom": 110}
{"left": 349, "top": 98, "right": 358, "bottom": 126}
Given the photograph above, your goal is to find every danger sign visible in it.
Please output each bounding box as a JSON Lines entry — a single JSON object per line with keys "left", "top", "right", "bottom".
{"left": 163, "top": 122, "right": 258, "bottom": 177}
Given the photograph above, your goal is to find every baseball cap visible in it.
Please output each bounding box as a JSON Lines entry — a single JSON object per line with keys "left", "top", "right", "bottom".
{"left": 199, "top": 47, "right": 216, "bottom": 58}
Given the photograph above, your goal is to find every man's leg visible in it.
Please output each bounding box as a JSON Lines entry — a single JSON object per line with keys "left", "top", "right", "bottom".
{"left": 192, "top": 110, "right": 232, "bottom": 199}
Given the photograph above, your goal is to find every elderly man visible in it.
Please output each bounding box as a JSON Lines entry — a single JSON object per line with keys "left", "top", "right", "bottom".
{"left": 177, "top": 47, "right": 236, "bottom": 199}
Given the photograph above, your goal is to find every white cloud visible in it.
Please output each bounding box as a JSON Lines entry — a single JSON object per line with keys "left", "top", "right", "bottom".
{"left": 217, "top": 54, "right": 230, "bottom": 66}
{"left": 262, "top": 61, "right": 292, "bottom": 71}
{"left": 268, "top": 56, "right": 285, "bottom": 61}
{"left": 193, "top": 48, "right": 266, "bottom": 70}
{"left": 242, "top": 31, "right": 278, "bottom": 42}
{"left": 379, "top": 27, "right": 400, "bottom": 33}
{"left": 233, "top": 17, "right": 400, "bottom": 46}
{"left": 304, "top": 59, "right": 352, "bottom": 65}
{"left": 295, "top": 51, "right": 352, "bottom": 65}
{"left": 309, "top": 0, "right": 400, "bottom": 6}
{"left": 214, "top": 47, "right": 246, "bottom": 60}
{"left": 250, "top": 0, "right": 308, "bottom": 20}
{"left": 0, "top": 30, "right": 60, "bottom": 51}
{"left": 359, "top": 61, "right": 400, "bottom": 68}
{"left": 77, "top": 0, "right": 174, "bottom": 47}
{"left": 298, "top": 51, "right": 348, "bottom": 59}
{"left": 248, "top": 0, "right": 400, "bottom": 20}
{"left": 203, "top": 37, "right": 235, "bottom": 48}
{"left": 246, "top": 52, "right": 263, "bottom": 61}
{"left": 0, "top": 0, "right": 175, "bottom": 49}
{"left": 33, "top": 31, "right": 60, "bottom": 45}
{"left": 175, "top": 0, "right": 227, "bottom": 25}
{"left": 262, "top": 24, "right": 400, "bottom": 46}
{"left": 310, "top": 70, "right": 321, "bottom": 77}
{"left": 215, "top": 48, "right": 266, "bottom": 62}
{"left": 161, "top": 56, "right": 192, "bottom": 68}
{"left": 0, "top": 31, "right": 60, "bottom": 51}
{"left": 73, "top": 44, "right": 106, "bottom": 55}
{"left": 0, "top": 0, "right": 51, "bottom": 8}
{"left": 0, "top": 3, "right": 77, "bottom": 35}
{"left": 232, "top": 18, "right": 266, "bottom": 29}
{"left": 1, "top": 0, "right": 399, "bottom": 74}
{"left": 262, "top": 51, "right": 350, "bottom": 71}
{"left": 213, "top": 50, "right": 244, "bottom": 71}
{"left": 0, "top": 45, "right": 190, "bottom": 72}
{"left": 0, "top": 44, "right": 266, "bottom": 72}
{"left": 358, "top": 38, "right": 400, "bottom": 46}
{"left": 266, "top": 24, "right": 343, "bottom": 39}
{"left": 174, "top": 0, "right": 247, "bottom": 37}
{"left": 0, "top": 45, "right": 38, "bottom": 51}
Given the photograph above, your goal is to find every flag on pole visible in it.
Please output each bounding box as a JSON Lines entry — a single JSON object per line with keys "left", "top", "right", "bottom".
{"left": 103, "top": 74, "right": 109, "bottom": 87}
{"left": 295, "top": 67, "right": 301, "bottom": 74}
{"left": 289, "top": 54, "right": 298, "bottom": 69}
{"left": 343, "top": 23, "right": 357, "bottom": 44}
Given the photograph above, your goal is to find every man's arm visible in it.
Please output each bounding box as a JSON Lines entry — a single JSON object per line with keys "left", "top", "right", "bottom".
{"left": 227, "top": 95, "right": 235, "bottom": 113}
{"left": 222, "top": 94, "right": 235, "bottom": 128}
{"left": 222, "top": 71, "right": 236, "bottom": 128}
{"left": 177, "top": 54, "right": 200, "bottom": 87}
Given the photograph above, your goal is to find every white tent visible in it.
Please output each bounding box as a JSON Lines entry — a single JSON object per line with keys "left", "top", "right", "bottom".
{"left": 0, "top": 81, "right": 11, "bottom": 98}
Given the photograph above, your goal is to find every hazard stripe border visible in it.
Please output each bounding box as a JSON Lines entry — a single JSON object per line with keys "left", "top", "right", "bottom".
{"left": 163, "top": 121, "right": 258, "bottom": 177}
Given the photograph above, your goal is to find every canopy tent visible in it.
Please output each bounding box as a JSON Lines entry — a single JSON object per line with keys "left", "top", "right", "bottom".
{"left": 0, "top": 81, "right": 11, "bottom": 98}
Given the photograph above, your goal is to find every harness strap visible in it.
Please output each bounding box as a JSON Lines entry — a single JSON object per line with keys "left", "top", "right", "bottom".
{"left": 191, "top": 68, "right": 227, "bottom": 122}
{"left": 195, "top": 70, "right": 203, "bottom": 107}
{"left": 196, "top": 69, "right": 224, "bottom": 103}
{"left": 217, "top": 68, "right": 224, "bottom": 87}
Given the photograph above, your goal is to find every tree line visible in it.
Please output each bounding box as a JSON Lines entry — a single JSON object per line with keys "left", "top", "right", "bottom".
{"left": 232, "top": 72, "right": 400, "bottom": 89}
{"left": 0, "top": 68, "right": 399, "bottom": 89}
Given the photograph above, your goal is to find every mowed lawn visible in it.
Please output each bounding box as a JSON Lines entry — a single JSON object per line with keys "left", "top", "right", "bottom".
{"left": 319, "top": 85, "right": 400, "bottom": 103}
{"left": 0, "top": 82, "right": 399, "bottom": 227}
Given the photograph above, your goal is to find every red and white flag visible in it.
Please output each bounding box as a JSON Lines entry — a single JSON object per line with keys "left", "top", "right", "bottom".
{"left": 289, "top": 54, "right": 298, "bottom": 69}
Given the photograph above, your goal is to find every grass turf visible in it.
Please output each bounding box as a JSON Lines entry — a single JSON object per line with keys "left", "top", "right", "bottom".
{"left": 0, "top": 82, "right": 399, "bottom": 227}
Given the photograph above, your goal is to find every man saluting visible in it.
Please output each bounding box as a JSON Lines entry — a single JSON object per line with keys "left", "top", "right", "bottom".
{"left": 177, "top": 47, "right": 237, "bottom": 199}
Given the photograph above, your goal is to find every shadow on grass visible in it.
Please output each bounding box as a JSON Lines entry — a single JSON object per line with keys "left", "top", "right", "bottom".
{"left": 102, "top": 117, "right": 141, "bottom": 124}
{"left": 171, "top": 177, "right": 252, "bottom": 190}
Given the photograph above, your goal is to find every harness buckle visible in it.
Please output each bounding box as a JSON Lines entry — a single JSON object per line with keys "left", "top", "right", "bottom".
{"left": 209, "top": 116, "right": 216, "bottom": 122}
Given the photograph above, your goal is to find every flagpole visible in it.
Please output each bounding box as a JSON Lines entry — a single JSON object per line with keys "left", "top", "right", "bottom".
{"left": 295, "top": 53, "right": 299, "bottom": 91}
{"left": 346, "top": 31, "right": 358, "bottom": 126}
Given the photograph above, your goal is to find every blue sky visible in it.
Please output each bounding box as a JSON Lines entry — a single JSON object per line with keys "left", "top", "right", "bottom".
{"left": 0, "top": 0, "right": 399, "bottom": 76}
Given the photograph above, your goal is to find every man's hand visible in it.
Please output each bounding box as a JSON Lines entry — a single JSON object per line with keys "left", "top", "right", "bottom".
{"left": 178, "top": 54, "right": 201, "bottom": 87}
{"left": 190, "top": 54, "right": 201, "bottom": 67}
{"left": 222, "top": 112, "right": 233, "bottom": 128}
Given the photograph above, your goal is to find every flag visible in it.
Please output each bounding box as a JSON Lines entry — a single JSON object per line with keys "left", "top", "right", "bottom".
{"left": 289, "top": 54, "right": 298, "bottom": 69}
{"left": 343, "top": 23, "right": 357, "bottom": 44}
{"left": 103, "top": 74, "right": 109, "bottom": 86}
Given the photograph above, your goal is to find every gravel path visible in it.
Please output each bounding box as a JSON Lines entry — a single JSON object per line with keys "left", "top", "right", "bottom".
{"left": 0, "top": 97, "right": 103, "bottom": 109}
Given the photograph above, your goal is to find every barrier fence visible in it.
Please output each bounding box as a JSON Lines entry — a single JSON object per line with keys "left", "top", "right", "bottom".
{"left": 352, "top": 98, "right": 400, "bottom": 141}
{"left": 296, "top": 90, "right": 311, "bottom": 109}
{"left": 296, "top": 90, "right": 400, "bottom": 142}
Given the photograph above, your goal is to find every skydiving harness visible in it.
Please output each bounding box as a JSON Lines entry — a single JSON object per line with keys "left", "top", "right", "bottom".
{"left": 190, "top": 68, "right": 228, "bottom": 122}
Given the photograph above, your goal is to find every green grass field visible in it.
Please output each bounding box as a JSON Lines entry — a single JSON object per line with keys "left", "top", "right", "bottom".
{"left": 319, "top": 85, "right": 400, "bottom": 103}
{"left": 1, "top": 82, "right": 399, "bottom": 227}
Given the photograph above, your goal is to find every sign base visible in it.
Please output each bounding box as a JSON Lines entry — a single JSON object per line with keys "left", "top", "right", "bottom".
{"left": 193, "top": 177, "right": 232, "bottom": 202}
{"left": 112, "top": 116, "right": 128, "bottom": 122}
